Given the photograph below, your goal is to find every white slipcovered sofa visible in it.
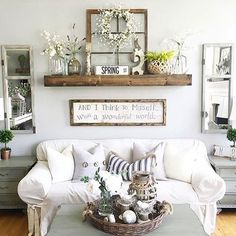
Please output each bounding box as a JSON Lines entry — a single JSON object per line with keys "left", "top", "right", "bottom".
{"left": 18, "top": 138, "right": 225, "bottom": 236}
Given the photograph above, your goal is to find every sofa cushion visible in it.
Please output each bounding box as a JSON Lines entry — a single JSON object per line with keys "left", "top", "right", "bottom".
{"left": 72, "top": 144, "right": 106, "bottom": 181}
{"left": 164, "top": 143, "right": 198, "bottom": 183}
{"left": 108, "top": 152, "right": 162, "bottom": 181}
{"left": 133, "top": 142, "right": 167, "bottom": 180}
{"left": 47, "top": 145, "right": 74, "bottom": 183}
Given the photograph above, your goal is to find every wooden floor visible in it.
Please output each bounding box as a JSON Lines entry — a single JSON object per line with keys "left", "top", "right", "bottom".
{"left": 0, "top": 209, "right": 28, "bottom": 236}
{"left": 0, "top": 209, "right": 235, "bottom": 236}
{"left": 212, "top": 209, "right": 236, "bottom": 236}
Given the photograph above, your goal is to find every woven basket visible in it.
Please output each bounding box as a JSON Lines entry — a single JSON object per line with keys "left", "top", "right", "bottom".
{"left": 86, "top": 200, "right": 168, "bottom": 236}
{"left": 147, "top": 60, "right": 170, "bottom": 74}
{"left": 88, "top": 213, "right": 166, "bottom": 236}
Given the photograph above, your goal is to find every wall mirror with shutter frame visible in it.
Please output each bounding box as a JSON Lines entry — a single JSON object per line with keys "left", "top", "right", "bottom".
{"left": 0, "top": 71, "right": 4, "bottom": 130}
{"left": 202, "top": 43, "right": 233, "bottom": 133}
{"left": 1, "top": 45, "right": 36, "bottom": 133}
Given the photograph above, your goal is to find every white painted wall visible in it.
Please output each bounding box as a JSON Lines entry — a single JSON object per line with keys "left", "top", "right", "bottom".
{"left": 0, "top": 0, "right": 236, "bottom": 155}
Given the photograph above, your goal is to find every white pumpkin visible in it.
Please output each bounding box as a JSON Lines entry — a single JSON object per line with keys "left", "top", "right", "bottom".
{"left": 108, "top": 214, "right": 116, "bottom": 223}
{"left": 122, "top": 210, "right": 137, "bottom": 224}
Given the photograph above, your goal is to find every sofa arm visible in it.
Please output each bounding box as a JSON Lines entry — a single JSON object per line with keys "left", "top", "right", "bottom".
{"left": 18, "top": 161, "right": 52, "bottom": 205}
{"left": 191, "top": 160, "right": 226, "bottom": 203}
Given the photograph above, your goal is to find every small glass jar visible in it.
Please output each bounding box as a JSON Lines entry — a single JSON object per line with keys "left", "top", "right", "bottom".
{"left": 172, "top": 53, "right": 188, "bottom": 74}
{"left": 68, "top": 57, "right": 81, "bottom": 75}
{"left": 98, "top": 191, "right": 113, "bottom": 216}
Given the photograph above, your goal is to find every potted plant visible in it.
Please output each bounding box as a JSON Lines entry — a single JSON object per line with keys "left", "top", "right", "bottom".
{"left": 227, "top": 128, "right": 236, "bottom": 147}
{"left": 0, "top": 129, "right": 14, "bottom": 160}
{"left": 145, "top": 50, "right": 175, "bottom": 74}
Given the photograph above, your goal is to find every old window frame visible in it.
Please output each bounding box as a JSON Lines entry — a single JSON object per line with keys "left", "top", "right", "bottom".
{"left": 86, "top": 9, "right": 148, "bottom": 70}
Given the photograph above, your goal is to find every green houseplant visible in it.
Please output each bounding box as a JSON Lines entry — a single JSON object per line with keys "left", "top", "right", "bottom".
{"left": 0, "top": 129, "right": 14, "bottom": 160}
{"left": 227, "top": 128, "right": 236, "bottom": 147}
{"left": 145, "top": 51, "right": 175, "bottom": 74}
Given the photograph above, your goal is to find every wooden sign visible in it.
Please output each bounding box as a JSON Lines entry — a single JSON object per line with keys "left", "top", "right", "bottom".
{"left": 95, "top": 66, "right": 129, "bottom": 75}
{"left": 69, "top": 99, "right": 166, "bottom": 126}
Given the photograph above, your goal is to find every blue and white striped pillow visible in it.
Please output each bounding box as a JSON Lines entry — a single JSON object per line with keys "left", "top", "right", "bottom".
{"left": 107, "top": 152, "right": 156, "bottom": 181}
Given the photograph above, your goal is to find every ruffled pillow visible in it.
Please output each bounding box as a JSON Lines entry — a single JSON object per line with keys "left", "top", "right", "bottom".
{"left": 72, "top": 144, "right": 106, "bottom": 182}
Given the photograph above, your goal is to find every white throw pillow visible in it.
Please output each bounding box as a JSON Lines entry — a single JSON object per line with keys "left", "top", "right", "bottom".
{"left": 46, "top": 145, "right": 74, "bottom": 183}
{"left": 72, "top": 144, "right": 106, "bottom": 181}
{"left": 164, "top": 143, "right": 197, "bottom": 183}
{"left": 132, "top": 142, "right": 167, "bottom": 180}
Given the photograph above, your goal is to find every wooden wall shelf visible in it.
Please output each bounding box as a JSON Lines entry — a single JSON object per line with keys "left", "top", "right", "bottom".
{"left": 44, "top": 74, "right": 192, "bottom": 87}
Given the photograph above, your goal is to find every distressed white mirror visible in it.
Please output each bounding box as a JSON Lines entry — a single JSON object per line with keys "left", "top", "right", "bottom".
{"left": 0, "top": 72, "right": 4, "bottom": 130}
{"left": 1, "top": 45, "right": 36, "bottom": 133}
{"left": 202, "top": 43, "right": 233, "bottom": 133}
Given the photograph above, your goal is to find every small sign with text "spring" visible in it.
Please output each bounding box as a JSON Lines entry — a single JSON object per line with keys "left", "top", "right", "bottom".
{"left": 95, "top": 66, "right": 129, "bottom": 75}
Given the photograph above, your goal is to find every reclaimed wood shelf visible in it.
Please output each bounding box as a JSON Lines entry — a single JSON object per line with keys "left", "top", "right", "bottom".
{"left": 44, "top": 74, "right": 192, "bottom": 87}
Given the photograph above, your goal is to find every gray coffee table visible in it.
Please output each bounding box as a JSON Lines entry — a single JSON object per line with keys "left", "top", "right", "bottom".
{"left": 46, "top": 204, "right": 207, "bottom": 236}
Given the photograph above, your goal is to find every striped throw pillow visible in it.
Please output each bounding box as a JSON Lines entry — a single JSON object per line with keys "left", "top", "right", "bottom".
{"left": 107, "top": 152, "right": 157, "bottom": 181}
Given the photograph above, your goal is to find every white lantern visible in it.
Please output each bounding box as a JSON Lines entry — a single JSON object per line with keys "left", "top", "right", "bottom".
{"left": 11, "top": 93, "right": 26, "bottom": 117}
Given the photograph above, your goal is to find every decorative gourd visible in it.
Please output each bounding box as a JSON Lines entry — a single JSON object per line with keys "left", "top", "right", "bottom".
{"left": 122, "top": 210, "right": 137, "bottom": 224}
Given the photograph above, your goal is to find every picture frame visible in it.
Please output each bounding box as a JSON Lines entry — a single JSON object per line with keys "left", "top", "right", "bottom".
{"left": 217, "top": 46, "right": 231, "bottom": 75}
{"left": 69, "top": 99, "right": 166, "bottom": 126}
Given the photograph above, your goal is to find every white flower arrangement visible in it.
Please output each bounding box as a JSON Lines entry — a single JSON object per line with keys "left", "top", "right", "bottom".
{"left": 41, "top": 26, "right": 85, "bottom": 60}
{"left": 85, "top": 170, "right": 123, "bottom": 196}
{"left": 96, "top": 7, "right": 137, "bottom": 49}
{"left": 41, "top": 30, "right": 66, "bottom": 59}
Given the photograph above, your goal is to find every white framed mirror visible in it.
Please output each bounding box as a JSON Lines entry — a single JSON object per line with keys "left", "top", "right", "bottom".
{"left": 1, "top": 45, "right": 36, "bottom": 133}
{"left": 202, "top": 43, "right": 234, "bottom": 133}
{"left": 0, "top": 75, "right": 5, "bottom": 130}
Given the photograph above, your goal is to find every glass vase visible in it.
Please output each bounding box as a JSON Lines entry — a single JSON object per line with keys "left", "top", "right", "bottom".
{"left": 172, "top": 53, "right": 188, "bottom": 74}
{"left": 98, "top": 191, "right": 113, "bottom": 216}
{"left": 68, "top": 57, "right": 81, "bottom": 75}
{"left": 49, "top": 55, "right": 65, "bottom": 75}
